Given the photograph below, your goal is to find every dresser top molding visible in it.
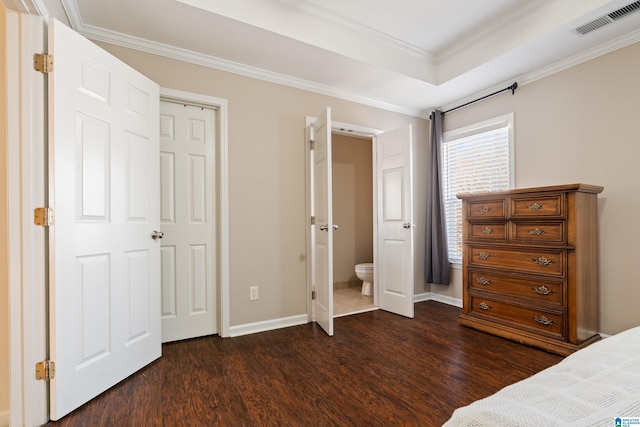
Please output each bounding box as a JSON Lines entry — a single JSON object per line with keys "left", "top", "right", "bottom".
{"left": 457, "top": 183, "right": 604, "bottom": 199}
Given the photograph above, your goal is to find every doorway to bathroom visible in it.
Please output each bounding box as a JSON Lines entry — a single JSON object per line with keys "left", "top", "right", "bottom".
{"left": 331, "top": 132, "right": 377, "bottom": 317}
{"left": 306, "top": 108, "right": 415, "bottom": 336}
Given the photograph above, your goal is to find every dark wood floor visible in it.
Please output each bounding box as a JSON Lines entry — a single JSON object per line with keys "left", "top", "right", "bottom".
{"left": 47, "top": 301, "right": 563, "bottom": 426}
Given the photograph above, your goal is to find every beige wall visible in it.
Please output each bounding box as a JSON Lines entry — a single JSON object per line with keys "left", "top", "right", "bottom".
{"left": 0, "top": 1, "right": 10, "bottom": 420}
{"left": 332, "top": 134, "right": 373, "bottom": 283}
{"left": 96, "top": 42, "right": 430, "bottom": 326}
{"left": 431, "top": 40, "right": 640, "bottom": 336}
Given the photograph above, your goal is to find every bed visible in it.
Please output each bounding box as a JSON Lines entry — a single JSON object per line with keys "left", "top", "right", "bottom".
{"left": 444, "top": 326, "right": 640, "bottom": 426}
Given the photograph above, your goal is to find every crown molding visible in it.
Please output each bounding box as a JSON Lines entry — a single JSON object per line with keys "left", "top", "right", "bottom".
{"left": 4, "top": 0, "right": 48, "bottom": 15}
{"left": 175, "top": 0, "right": 436, "bottom": 83}
{"left": 60, "top": 0, "right": 83, "bottom": 28}
{"left": 69, "top": 22, "right": 425, "bottom": 117}
{"left": 517, "top": 27, "right": 640, "bottom": 86}
{"left": 61, "top": 0, "right": 423, "bottom": 117}
{"left": 60, "top": 0, "right": 640, "bottom": 119}
{"left": 264, "top": 0, "right": 434, "bottom": 61}
{"left": 436, "top": 28, "right": 640, "bottom": 113}
{"left": 436, "top": 0, "right": 542, "bottom": 63}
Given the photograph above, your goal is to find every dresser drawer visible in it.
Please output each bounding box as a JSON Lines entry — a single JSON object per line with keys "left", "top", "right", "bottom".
{"left": 468, "top": 222, "right": 508, "bottom": 240}
{"left": 465, "top": 198, "right": 506, "bottom": 219}
{"left": 510, "top": 193, "right": 565, "bottom": 218}
{"left": 469, "top": 296, "right": 565, "bottom": 339}
{"left": 510, "top": 221, "right": 566, "bottom": 244}
{"left": 468, "top": 245, "right": 565, "bottom": 276}
{"left": 468, "top": 270, "right": 564, "bottom": 305}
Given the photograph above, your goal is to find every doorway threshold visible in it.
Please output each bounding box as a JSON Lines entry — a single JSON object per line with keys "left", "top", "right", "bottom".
{"left": 334, "top": 307, "right": 379, "bottom": 318}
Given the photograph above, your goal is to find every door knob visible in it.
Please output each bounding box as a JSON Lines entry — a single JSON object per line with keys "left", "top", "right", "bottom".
{"left": 151, "top": 230, "right": 164, "bottom": 240}
{"left": 319, "top": 224, "right": 329, "bottom": 231}
{"left": 403, "top": 223, "right": 412, "bottom": 229}
{"left": 331, "top": 224, "right": 339, "bottom": 231}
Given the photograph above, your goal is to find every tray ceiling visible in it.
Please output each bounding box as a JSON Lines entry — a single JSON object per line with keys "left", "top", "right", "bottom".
{"left": 47, "top": 0, "right": 640, "bottom": 116}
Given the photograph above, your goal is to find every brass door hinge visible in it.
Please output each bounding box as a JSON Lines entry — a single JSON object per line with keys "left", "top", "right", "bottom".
{"left": 34, "top": 207, "right": 54, "bottom": 227}
{"left": 311, "top": 290, "right": 316, "bottom": 300}
{"left": 36, "top": 360, "right": 55, "bottom": 381}
{"left": 309, "top": 140, "right": 315, "bottom": 151}
{"left": 310, "top": 216, "right": 316, "bottom": 225}
{"left": 34, "top": 53, "right": 53, "bottom": 73}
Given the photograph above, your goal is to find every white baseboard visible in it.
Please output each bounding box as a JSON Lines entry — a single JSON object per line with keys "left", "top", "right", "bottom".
{"left": 414, "top": 292, "right": 462, "bottom": 308}
{"left": 0, "top": 409, "right": 9, "bottom": 427}
{"left": 429, "top": 293, "right": 463, "bottom": 308}
{"left": 226, "top": 298, "right": 610, "bottom": 348}
{"left": 229, "top": 314, "right": 308, "bottom": 337}
{"left": 414, "top": 292, "right": 432, "bottom": 303}
{"left": 228, "top": 296, "right": 462, "bottom": 338}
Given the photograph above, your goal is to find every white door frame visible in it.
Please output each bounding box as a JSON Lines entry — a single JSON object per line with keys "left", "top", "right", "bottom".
{"left": 305, "top": 118, "right": 383, "bottom": 321}
{"left": 159, "top": 88, "right": 231, "bottom": 339}
{"left": 5, "top": 4, "right": 49, "bottom": 426}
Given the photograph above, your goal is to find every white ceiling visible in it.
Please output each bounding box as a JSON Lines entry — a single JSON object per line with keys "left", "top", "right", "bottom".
{"left": 47, "top": 0, "right": 640, "bottom": 116}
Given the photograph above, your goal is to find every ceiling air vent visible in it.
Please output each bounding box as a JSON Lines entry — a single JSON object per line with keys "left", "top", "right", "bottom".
{"left": 575, "top": 16, "right": 612, "bottom": 34}
{"left": 608, "top": 0, "right": 640, "bottom": 20}
{"left": 575, "top": 1, "right": 640, "bottom": 35}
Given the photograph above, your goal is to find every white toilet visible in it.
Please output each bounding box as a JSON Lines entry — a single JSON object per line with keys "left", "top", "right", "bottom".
{"left": 355, "top": 263, "right": 374, "bottom": 296}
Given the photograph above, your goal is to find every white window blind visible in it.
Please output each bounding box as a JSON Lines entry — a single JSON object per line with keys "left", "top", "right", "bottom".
{"left": 442, "top": 115, "right": 513, "bottom": 263}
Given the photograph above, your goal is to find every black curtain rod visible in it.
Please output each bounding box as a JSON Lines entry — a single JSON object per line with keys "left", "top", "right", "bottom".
{"left": 441, "top": 82, "right": 518, "bottom": 115}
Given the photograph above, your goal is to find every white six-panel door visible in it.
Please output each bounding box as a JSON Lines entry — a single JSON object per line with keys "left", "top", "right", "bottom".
{"left": 48, "top": 19, "right": 161, "bottom": 420}
{"left": 159, "top": 101, "right": 217, "bottom": 342}
{"left": 376, "top": 126, "right": 414, "bottom": 318}
{"left": 311, "top": 108, "right": 334, "bottom": 336}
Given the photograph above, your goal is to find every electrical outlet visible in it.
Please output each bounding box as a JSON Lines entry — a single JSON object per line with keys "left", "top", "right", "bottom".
{"left": 249, "top": 286, "right": 259, "bottom": 301}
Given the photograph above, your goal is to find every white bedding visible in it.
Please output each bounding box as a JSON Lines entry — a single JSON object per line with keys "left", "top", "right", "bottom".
{"left": 444, "top": 326, "right": 640, "bottom": 427}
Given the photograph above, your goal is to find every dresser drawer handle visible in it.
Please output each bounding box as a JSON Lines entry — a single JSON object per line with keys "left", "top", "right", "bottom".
{"left": 479, "top": 205, "right": 492, "bottom": 213}
{"left": 475, "top": 277, "right": 491, "bottom": 285}
{"left": 481, "top": 227, "right": 494, "bottom": 234}
{"left": 528, "top": 203, "right": 544, "bottom": 210}
{"left": 532, "top": 256, "right": 554, "bottom": 266}
{"left": 532, "top": 285, "right": 555, "bottom": 295}
{"left": 533, "top": 315, "right": 555, "bottom": 326}
{"left": 477, "top": 302, "right": 492, "bottom": 310}
{"left": 477, "top": 252, "right": 491, "bottom": 260}
{"left": 529, "top": 228, "right": 545, "bottom": 236}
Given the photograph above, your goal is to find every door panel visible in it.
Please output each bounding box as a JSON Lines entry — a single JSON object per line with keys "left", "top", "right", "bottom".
{"left": 383, "top": 168, "right": 404, "bottom": 220}
{"left": 49, "top": 19, "right": 161, "bottom": 420}
{"left": 311, "top": 108, "right": 334, "bottom": 336}
{"left": 160, "top": 101, "right": 217, "bottom": 342}
{"left": 376, "top": 126, "right": 414, "bottom": 318}
{"left": 380, "top": 239, "right": 407, "bottom": 295}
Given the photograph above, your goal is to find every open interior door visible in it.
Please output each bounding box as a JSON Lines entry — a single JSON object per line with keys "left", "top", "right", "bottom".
{"left": 376, "top": 126, "right": 414, "bottom": 318}
{"left": 48, "top": 19, "right": 161, "bottom": 419}
{"left": 309, "top": 108, "right": 334, "bottom": 335}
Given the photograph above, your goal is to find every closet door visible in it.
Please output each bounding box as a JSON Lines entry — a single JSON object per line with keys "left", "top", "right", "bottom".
{"left": 159, "top": 101, "right": 217, "bottom": 343}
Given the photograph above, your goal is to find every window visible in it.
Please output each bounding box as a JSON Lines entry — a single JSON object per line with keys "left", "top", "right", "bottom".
{"left": 442, "top": 113, "right": 514, "bottom": 264}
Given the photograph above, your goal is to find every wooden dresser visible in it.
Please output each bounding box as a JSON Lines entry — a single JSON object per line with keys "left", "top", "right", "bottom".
{"left": 457, "top": 184, "right": 603, "bottom": 356}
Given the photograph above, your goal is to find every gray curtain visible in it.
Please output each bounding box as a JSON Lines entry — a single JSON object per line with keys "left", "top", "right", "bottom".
{"left": 425, "top": 110, "right": 450, "bottom": 285}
